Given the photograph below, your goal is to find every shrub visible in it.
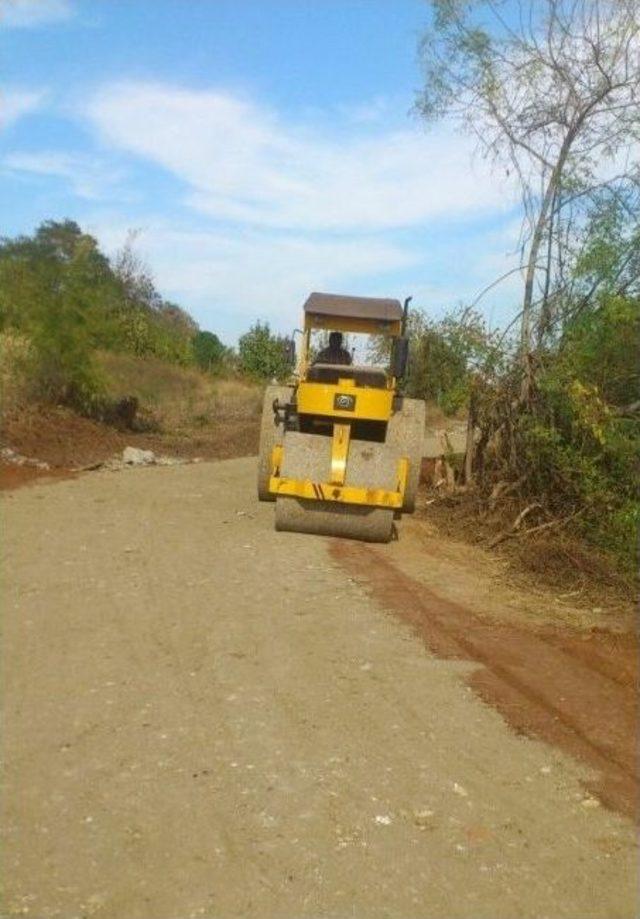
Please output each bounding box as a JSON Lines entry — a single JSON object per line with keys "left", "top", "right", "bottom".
{"left": 192, "top": 331, "right": 227, "bottom": 372}
{"left": 238, "top": 321, "right": 291, "bottom": 380}
{"left": 0, "top": 220, "right": 213, "bottom": 412}
{"left": 469, "top": 291, "right": 640, "bottom": 573}
{"left": 404, "top": 308, "right": 498, "bottom": 414}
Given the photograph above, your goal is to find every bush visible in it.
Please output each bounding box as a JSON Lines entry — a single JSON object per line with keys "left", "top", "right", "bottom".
{"left": 0, "top": 220, "right": 215, "bottom": 413}
{"left": 192, "top": 331, "right": 227, "bottom": 372}
{"left": 0, "top": 233, "right": 106, "bottom": 413}
{"left": 468, "top": 291, "right": 640, "bottom": 573}
{"left": 237, "top": 321, "right": 291, "bottom": 380}
{"left": 0, "top": 331, "right": 33, "bottom": 411}
{"left": 405, "top": 308, "right": 497, "bottom": 414}
{"left": 519, "top": 295, "right": 639, "bottom": 566}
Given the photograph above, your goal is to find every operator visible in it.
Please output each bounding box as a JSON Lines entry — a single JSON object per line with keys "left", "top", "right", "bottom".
{"left": 314, "top": 331, "right": 352, "bottom": 366}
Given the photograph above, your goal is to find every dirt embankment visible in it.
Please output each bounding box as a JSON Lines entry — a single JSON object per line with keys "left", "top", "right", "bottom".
{"left": 0, "top": 404, "right": 260, "bottom": 489}
{"left": 1, "top": 351, "right": 264, "bottom": 489}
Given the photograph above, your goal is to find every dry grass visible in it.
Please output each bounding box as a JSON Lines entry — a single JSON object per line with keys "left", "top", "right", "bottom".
{"left": 0, "top": 332, "right": 33, "bottom": 413}
{"left": 423, "top": 401, "right": 468, "bottom": 428}
{"left": 420, "top": 490, "right": 635, "bottom": 621}
{"left": 95, "top": 352, "right": 263, "bottom": 430}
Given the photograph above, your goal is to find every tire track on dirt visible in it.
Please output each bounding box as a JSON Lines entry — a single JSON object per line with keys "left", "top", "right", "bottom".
{"left": 331, "top": 540, "right": 639, "bottom": 822}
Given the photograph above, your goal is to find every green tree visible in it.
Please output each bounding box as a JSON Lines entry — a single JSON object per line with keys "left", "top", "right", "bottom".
{"left": 158, "top": 301, "right": 199, "bottom": 339}
{"left": 192, "top": 330, "right": 226, "bottom": 372}
{"left": 0, "top": 236, "right": 108, "bottom": 410}
{"left": 238, "top": 321, "right": 291, "bottom": 380}
{"left": 107, "top": 235, "right": 200, "bottom": 363}
{"left": 404, "top": 308, "right": 497, "bottom": 414}
{"left": 0, "top": 219, "right": 206, "bottom": 411}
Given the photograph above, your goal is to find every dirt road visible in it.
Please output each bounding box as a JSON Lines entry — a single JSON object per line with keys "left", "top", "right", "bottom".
{"left": 3, "top": 458, "right": 638, "bottom": 919}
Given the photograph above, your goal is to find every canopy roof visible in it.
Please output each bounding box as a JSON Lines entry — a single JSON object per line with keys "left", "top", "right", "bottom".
{"left": 303, "top": 292, "right": 403, "bottom": 323}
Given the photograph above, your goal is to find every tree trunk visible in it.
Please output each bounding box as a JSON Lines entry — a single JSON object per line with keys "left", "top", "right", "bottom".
{"left": 521, "top": 180, "right": 557, "bottom": 351}
{"left": 463, "top": 385, "right": 476, "bottom": 485}
{"left": 520, "top": 129, "right": 576, "bottom": 401}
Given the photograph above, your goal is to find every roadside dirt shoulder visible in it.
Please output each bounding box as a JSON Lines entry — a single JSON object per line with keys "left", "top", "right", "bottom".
{"left": 332, "top": 518, "right": 638, "bottom": 822}
{"left": 0, "top": 405, "right": 259, "bottom": 489}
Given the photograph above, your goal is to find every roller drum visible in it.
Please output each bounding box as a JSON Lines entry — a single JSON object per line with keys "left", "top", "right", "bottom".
{"left": 257, "top": 384, "right": 293, "bottom": 501}
{"left": 274, "top": 431, "right": 396, "bottom": 542}
{"left": 275, "top": 497, "right": 394, "bottom": 542}
{"left": 386, "top": 397, "right": 426, "bottom": 513}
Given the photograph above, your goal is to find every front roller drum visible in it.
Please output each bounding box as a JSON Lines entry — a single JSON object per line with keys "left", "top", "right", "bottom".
{"left": 257, "top": 384, "right": 293, "bottom": 501}
{"left": 275, "top": 497, "right": 394, "bottom": 543}
{"left": 386, "top": 397, "right": 426, "bottom": 513}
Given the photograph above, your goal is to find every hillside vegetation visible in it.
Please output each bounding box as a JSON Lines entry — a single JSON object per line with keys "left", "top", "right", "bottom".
{"left": 0, "top": 220, "right": 286, "bottom": 430}
{"left": 96, "top": 352, "right": 263, "bottom": 431}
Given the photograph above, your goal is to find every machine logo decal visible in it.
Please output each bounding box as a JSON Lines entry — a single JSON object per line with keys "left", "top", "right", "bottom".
{"left": 334, "top": 393, "right": 356, "bottom": 411}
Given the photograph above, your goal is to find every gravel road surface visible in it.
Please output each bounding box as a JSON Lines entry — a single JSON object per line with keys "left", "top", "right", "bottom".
{"left": 3, "top": 458, "right": 637, "bottom": 919}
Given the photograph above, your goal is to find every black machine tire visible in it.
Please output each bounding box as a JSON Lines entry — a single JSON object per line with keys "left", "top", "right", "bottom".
{"left": 257, "top": 384, "right": 294, "bottom": 502}
{"left": 387, "top": 397, "right": 426, "bottom": 514}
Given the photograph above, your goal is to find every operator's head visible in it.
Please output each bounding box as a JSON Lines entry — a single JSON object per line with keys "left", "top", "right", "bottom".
{"left": 329, "top": 331, "right": 343, "bottom": 349}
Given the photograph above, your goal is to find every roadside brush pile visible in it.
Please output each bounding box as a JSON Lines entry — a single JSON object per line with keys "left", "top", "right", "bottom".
{"left": 408, "top": 288, "right": 639, "bottom": 599}
{"left": 411, "top": 0, "right": 639, "bottom": 600}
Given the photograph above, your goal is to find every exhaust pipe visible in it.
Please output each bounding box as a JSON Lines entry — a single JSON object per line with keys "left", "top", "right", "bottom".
{"left": 402, "top": 296, "right": 412, "bottom": 335}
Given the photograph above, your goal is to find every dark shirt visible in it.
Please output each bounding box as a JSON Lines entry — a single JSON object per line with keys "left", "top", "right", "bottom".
{"left": 314, "top": 346, "right": 352, "bottom": 366}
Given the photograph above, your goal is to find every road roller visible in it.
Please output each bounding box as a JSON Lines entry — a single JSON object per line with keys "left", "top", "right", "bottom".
{"left": 257, "top": 292, "right": 425, "bottom": 543}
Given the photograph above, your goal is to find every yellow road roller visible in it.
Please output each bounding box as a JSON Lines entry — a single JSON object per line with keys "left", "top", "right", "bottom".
{"left": 257, "top": 292, "right": 425, "bottom": 542}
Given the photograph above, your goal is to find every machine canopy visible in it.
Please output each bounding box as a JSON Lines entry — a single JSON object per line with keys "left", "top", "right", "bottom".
{"left": 303, "top": 292, "right": 403, "bottom": 326}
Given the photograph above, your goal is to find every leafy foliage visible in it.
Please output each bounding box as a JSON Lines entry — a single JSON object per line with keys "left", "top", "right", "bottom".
{"left": 415, "top": 1, "right": 639, "bottom": 575}
{"left": 110, "top": 235, "right": 196, "bottom": 364}
{"left": 0, "top": 220, "right": 209, "bottom": 413}
{"left": 461, "top": 289, "right": 640, "bottom": 571}
{"left": 0, "top": 222, "right": 116, "bottom": 411}
{"left": 192, "top": 331, "right": 227, "bottom": 372}
{"left": 404, "top": 308, "right": 498, "bottom": 414}
{"left": 524, "top": 294, "right": 639, "bottom": 561}
{"left": 399, "top": 261, "right": 638, "bottom": 572}
{"left": 237, "top": 321, "right": 291, "bottom": 380}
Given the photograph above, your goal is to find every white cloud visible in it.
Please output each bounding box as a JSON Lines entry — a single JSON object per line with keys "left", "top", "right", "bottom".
{"left": 4, "top": 150, "right": 122, "bottom": 199}
{"left": 0, "top": 0, "right": 73, "bottom": 28}
{"left": 90, "top": 219, "right": 420, "bottom": 338}
{"left": 2, "top": 79, "right": 519, "bottom": 338}
{"left": 2, "top": 87, "right": 45, "bottom": 128}
{"left": 86, "top": 81, "right": 515, "bottom": 232}
{"left": 338, "top": 95, "right": 395, "bottom": 125}
{"left": 87, "top": 208, "right": 527, "bottom": 341}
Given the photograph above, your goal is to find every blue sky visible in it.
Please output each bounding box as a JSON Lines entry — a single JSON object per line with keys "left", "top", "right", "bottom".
{"left": 1, "top": 0, "right": 523, "bottom": 342}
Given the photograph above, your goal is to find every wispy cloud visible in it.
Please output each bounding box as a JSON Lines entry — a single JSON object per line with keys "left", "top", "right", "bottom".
{"left": 2, "top": 75, "right": 522, "bottom": 336}
{"left": 4, "top": 150, "right": 123, "bottom": 199}
{"left": 2, "top": 87, "right": 45, "bottom": 127}
{"left": 77, "top": 80, "right": 524, "bottom": 336}
{"left": 88, "top": 211, "right": 525, "bottom": 339}
{"left": 90, "top": 218, "right": 420, "bottom": 335}
{"left": 0, "top": 0, "right": 74, "bottom": 28}
{"left": 338, "top": 95, "right": 395, "bottom": 125}
{"left": 86, "top": 81, "right": 515, "bottom": 232}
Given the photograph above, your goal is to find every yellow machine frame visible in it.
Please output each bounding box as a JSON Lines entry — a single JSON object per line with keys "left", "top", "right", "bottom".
{"left": 268, "top": 309, "right": 408, "bottom": 509}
